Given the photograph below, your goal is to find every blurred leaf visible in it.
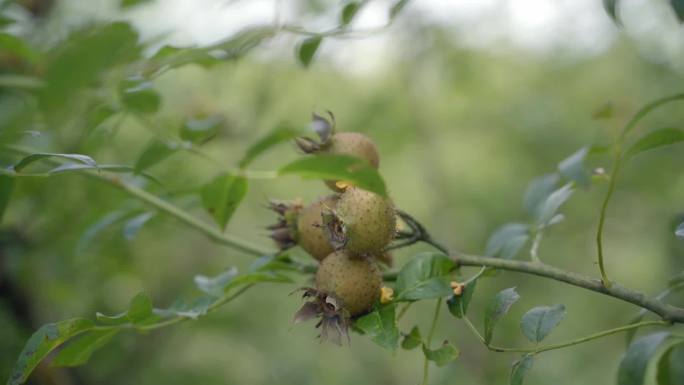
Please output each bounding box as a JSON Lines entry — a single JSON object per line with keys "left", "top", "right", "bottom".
{"left": 221, "top": 271, "right": 292, "bottom": 293}
{"left": 624, "top": 128, "right": 684, "bottom": 160}
{"left": 134, "top": 139, "right": 177, "bottom": 173}
{"left": 671, "top": 0, "right": 684, "bottom": 22}
{"left": 558, "top": 147, "right": 590, "bottom": 187}
{"left": 401, "top": 326, "right": 422, "bottom": 350}
{"left": 0, "top": 74, "right": 44, "bottom": 89}
{"left": 618, "top": 332, "right": 671, "bottom": 385}
{"left": 200, "top": 173, "right": 248, "bottom": 230}
{"left": 537, "top": 184, "right": 574, "bottom": 226}
{"left": 340, "top": 2, "right": 361, "bottom": 25}
{"left": 354, "top": 304, "right": 399, "bottom": 351}
{"left": 520, "top": 304, "right": 566, "bottom": 343}
{"left": 13, "top": 152, "right": 97, "bottom": 172}
{"left": 127, "top": 292, "right": 154, "bottom": 324}
{"left": 122, "top": 211, "right": 155, "bottom": 241}
{"left": 485, "top": 223, "right": 529, "bottom": 259}
{"left": 51, "top": 330, "right": 118, "bottom": 367}
{"left": 422, "top": 341, "right": 459, "bottom": 366}
{"left": 162, "top": 296, "right": 216, "bottom": 319}
{"left": 447, "top": 279, "right": 477, "bottom": 318}
{"left": 297, "top": 36, "right": 322, "bottom": 67}
{"left": 86, "top": 104, "right": 118, "bottom": 130}
{"left": 523, "top": 173, "right": 559, "bottom": 218}
{"left": 510, "top": 354, "right": 534, "bottom": 385}
{"left": 180, "top": 115, "right": 223, "bottom": 144}
{"left": 395, "top": 252, "right": 455, "bottom": 301}
{"left": 194, "top": 267, "right": 239, "bottom": 297}
{"left": 389, "top": 0, "right": 410, "bottom": 19}
{"left": 239, "top": 125, "right": 300, "bottom": 168}
{"left": 593, "top": 102, "right": 613, "bottom": 120}
{"left": 604, "top": 0, "right": 620, "bottom": 24}
{"left": 0, "top": 32, "right": 39, "bottom": 64}
{"left": 249, "top": 254, "right": 299, "bottom": 273}
{"left": 657, "top": 342, "right": 684, "bottom": 385}
{"left": 76, "top": 210, "right": 131, "bottom": 254}
{"left": 120, "top": 0, "right": 152, "bottom": 8}
{"left": 676, "top": 222, "right": 684, "bottom": 238}
{"left": 7, "top": 318, "right": 94, "bottom": 385}
{"left": 119, "top": 78, "right": 161, "bottom": 114}
{"left": 279, "top": 154, "right": 387, "bottom": 197}
{"left": 484, "top": 287, "right": 520, "bottom": 345}
{"left": 0, "top": 175, "right": 14, "bottom": 222}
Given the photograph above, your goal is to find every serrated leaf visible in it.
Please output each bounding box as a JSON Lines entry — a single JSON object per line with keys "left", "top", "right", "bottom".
{"left": 510, "top": 354, "right": 534, "bottom": 385}
{"left": 520, "top": 304, "right": 566, "bottom": 343}
{"left": 401, "top": 326, "right": 422, "bottom": 350}
{"left": 119, "top": 78, "right": 161, "bottom": 114}
{"left": 604, "top": 0, "right": 620, "bottom": 24}
{"left": 624, "top": 128, "right": 684, "bottom": 160}
{"left": 395, "top": 252, "right": 455, "bottom": 301}
{"left": 122, "top": 211, "right": 155, "bottom": 241}
{"left": 7, "top": 318, "right": 94, "bottom": 385}
{"left": 523, "top": 173, "right": 560, "bottom": 218}
{"left": 180, "top": 114, "right": 223, "bottom": 144}
{"left": 279, "top": 154, "right": 387, "bottom": 197}
{"left": 676, "top": 222, "right": 684, "bottom": 238}
{"left": 447, "top": 279, "right": 476, "bottom": 318}
{"left": 618, "top": 332, "right": 671, "bottom": 385}
{"left": 239, "top": 125, "right": 299, "bottom": 168}
{"left": 484, "top": 287, "right": 520, "bottom": 345}
{"left": 537, "top": 184, "right": 574, "bottom": 226}
{"left": 671, "top": 0, "right": 684, "bottom": 22}
{"left": 657, "top": 342, "right": 684, "bottom": 385}
{"left": 194, "top": 267, "right": 239, "bottom": 297}
{"left": 485, "top": 223, "right": 530, "bottom": 260}
{"left": 389, "top": 0, "right": 410, "bottom": 19}
{"left": 200, "top": 173, "right": 248, "bottom": 230}
{"left": 422, "top": 341, "right": 459, "bottom": 366}
{"left": 341, "top": 2, "right": 361, "bottom": 25}
{"left": 13, "top": 153, "right": 97, "bottom": 172}
{"left": 297, "top": 36, "right": 322, "bottom": 67}
{"left": 134, "top": 139, "right": 177, "bottom": 173}
{"left": 0, "top": 175, "right": 14, "bottom": 222}
{"left": 51, "top": 330, "right": 118, "bottom": 367}
{"left": 558, "top": 147, "right": 590, "bottom": 187}
{"left": 354, "top": 304, "right": 399, "bottom": 351}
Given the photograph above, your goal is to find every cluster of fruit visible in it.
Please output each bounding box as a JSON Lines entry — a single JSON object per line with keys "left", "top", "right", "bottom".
{"left": 269, "top": 113, "right": 396, "bottom": 342}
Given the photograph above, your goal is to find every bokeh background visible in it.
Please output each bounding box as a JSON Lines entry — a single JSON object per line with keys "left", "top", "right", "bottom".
{"left": 2, "top": 0, "right": 684, "bottom": 384}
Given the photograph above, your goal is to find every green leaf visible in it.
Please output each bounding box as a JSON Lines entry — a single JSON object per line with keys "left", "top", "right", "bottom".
{"left": 422, "top": 341, "right": 459, "bottom": 366}
{"left": 618, "top": 332, "right": 671, "bottom": 385}
{"left": 221, "top": 271, "right": 292, "bottom": 293}
{"left": 485, "top": 223, "right": 529, "bottom": 259}
{"left": 671, "top": 0, "right": 684, "bottom": 22}
{"left": 127, "top": 292, "right": 154, "bottom": 324}
{"left": 200, "top": 173, "right": 248, "bottom": 230}
{"left": 194, "top": 267, "right": 239, "bottom": 297}
{"left": 603, "top": 0, "right": 620, "bottom": 24}
{"left": 676, "top": 222, "right": 684, "bottom": 238}
{"left": 401, "top": 326, "right": 422, "bottom": 350}
{"left": 120, "top": 0, "right": 152, "bottom": 8}
{"left": 389, "top": 0, "right": 410, "bottom": 19}
{"left": 51, "top": 330, "right": 118, "bottom": 367}
{"left": 558, "top": 147, "right": 590, "bottom": 187}
{"left": 536, "top": 184, "right": 574, "bottom": 226}
{"left": 119, "top": 78, "right": 161, "bottom": 114}
{"left": 447, "top": 279, "right": 477, "bottom": 318}
{"left": 279, "top": 154, "right": 387, "bottom": 197}
{"left": 484, "top": 287, "right": 520, "bottom": 345}
{"left": 122, "top": 211, "right": 155, "bottom": 241}
{"left": 625, "top": 128, "right": 684, "bottom": 160}
{"left": 354, "top": 304, "right": 399, "bottom": 351}
{"left": 0, "top": 32, "right": 39, "bottom": 64}
{"left": 510, "top": 354, "right": 534, "bottom": 385}
{"left": 297, "top": 36, "right": 322, "bottom": 67}
{"left": 523, "top": 173, "right": 559, "bottom": 219}
{"left": 657, "top": 342, "right": 684, "bottom": 385}
{"left": 395, "top": 252, "right": 455, "bottom": 301}
{"left": 520, "top": 304, "right": 566, "bottom": 343}
{"left": 0, "top": 175, "right": 14, "bottom": 222}
{"left": 134, "top": 139, "right": 177, "bottom": 173}
{"left": 593, "top": 102, "right": 614, "bottom": 120}
{"left": 180, "top": 115, "right": 223, "bottom": 144}
{"left": 7, "top": 318, "right": 94, "bottom": 385}
{"left": 13, "top": 153, "right": 97, "bottom": 172}
{"left": 341, "top": 2, "right": 361, "bottom": 25}
{"left": 76, "top": 210, "right": 131, "bottom": 254}
{"left": 239, "top": 125, "right": 300, "bottom": 168}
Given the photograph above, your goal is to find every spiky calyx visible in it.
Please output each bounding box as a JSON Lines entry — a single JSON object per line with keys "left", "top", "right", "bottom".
{"left": 324, "top": 187, "right": 396, "bottom": 255}
{"left": 267, "top": 199, "right": 303, "bottom": 251}
{"left": 297, "top": 195, "right": 339, "bottom": 261}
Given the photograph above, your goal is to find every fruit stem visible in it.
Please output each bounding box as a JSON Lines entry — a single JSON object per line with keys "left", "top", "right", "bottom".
{"left": 421, "top": 299, "right": 442, "bottom": 385}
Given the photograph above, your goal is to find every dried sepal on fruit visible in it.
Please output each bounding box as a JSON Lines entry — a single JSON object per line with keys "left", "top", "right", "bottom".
{"left": 267, "top": 199, "right": 303, "bottom": 251}
{"left": 292, "top": 287, "right": 351, "bottom": 345}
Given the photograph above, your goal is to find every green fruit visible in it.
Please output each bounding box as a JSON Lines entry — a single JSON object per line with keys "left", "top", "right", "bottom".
{"left": 326, "top": 187, "right": 396, "bottom": 255}
{"left": 315, "top": 250, "right": 381, "bottom": 316}
{"left": 323, "top": 132, "right": 380, "bottom": 191}
{"left": 297, "top": 195, "right": 339, "bottom": 261}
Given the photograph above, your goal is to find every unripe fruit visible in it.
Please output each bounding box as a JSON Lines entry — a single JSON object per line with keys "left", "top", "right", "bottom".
{"left": 326, "top": 187, "right": 396, "bottom": 255}
{"left": 297, "top": 195, "right": 338, "bottom": 261}
{"left": 323, "top": 132, "right": 380, "bottom": 191}
{"left": 315, "top": 250, "right": 381, "bottom": 316}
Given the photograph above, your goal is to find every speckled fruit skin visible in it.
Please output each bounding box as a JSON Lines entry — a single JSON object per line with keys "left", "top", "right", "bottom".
{"left": 297, "top": 195, "right": 339, "bottom": 261}
{"left": 315, "top": 250, "right": 381, "bottom": 316}
{"left": 336, "top": 187, "right": 396, "bottom": 255}
{"left": 323, "top": 132, "right": 380, "bottom": 191}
